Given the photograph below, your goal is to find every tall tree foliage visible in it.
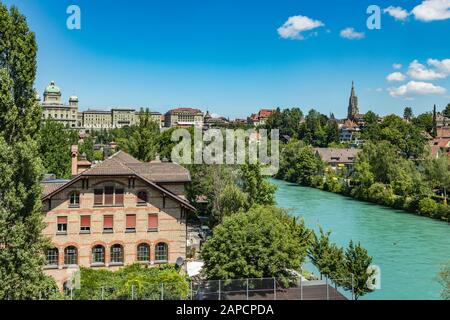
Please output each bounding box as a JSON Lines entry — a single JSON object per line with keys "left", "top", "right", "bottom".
{"left": 0, "top": 4, "right": 58, "bottom": 299}
{"left": 118, "top": 108, "right": 160, "bottom": 162}
{"left": 240, "top": 163, "right": 277, "bottom": 206}
{"left": 39, "top": 119, "right": 78, "bottom": 178}
{"left": 201, "top": 206, "right": 311, "bottom": 281}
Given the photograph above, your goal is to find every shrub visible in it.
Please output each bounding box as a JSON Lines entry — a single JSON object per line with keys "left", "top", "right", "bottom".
{"left": 418, "top": 198, "right": 439, "bottom": 217}
{"left": 73, "top": 264, "right": 189, "bottom": 300}
{"left": 368, "top": 183, "right": 395, "bottom": 206}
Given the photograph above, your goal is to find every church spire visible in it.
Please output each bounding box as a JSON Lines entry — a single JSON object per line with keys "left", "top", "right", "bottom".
{"left": 348, "top": 81, "right": 359, "bottom": 120}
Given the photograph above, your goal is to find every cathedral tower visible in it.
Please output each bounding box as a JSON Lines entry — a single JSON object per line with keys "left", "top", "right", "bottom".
{"left": 347, "top": 81, "right": 359, "bottom": 120}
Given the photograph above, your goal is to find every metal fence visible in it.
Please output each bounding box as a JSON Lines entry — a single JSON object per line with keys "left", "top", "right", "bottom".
{"left": 61, "top": 276, "right": 353, "bottom": 300}
{"left": 190, "top": 277, "right": 352, "bottom": 301}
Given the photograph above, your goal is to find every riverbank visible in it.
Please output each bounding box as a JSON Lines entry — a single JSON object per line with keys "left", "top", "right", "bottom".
{"left": 271, "top": 179, "right": 450, "bottom": 300}
{"left": 314, "top": 176, "right": 450, "bottom": 224}
{"left": 274, "top": 175, "right": 450, "bottom": 224}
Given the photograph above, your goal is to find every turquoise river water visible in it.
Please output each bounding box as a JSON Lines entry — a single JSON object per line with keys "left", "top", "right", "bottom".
{"left": 271, "top": 179, "right": 450, "bottom": 300}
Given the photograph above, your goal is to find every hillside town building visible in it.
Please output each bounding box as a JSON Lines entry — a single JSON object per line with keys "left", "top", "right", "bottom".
{"left": 164, "top": 108, "right": 204, "bottom": 128}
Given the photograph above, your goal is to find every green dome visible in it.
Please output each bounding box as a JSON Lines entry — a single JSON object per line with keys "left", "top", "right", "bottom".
{"left": 45, "top": 81, "right": 61, "bottom": 94}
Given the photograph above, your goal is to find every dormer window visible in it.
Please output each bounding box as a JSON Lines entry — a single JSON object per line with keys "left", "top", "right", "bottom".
{"left": 137, "top": 191, "right": 148, "bottom": 206}
{"left": 93, "top": 184, "right": 125, "bottom": 207}
{"left": 69, "top": 192, "right": 80, "bottom": 207}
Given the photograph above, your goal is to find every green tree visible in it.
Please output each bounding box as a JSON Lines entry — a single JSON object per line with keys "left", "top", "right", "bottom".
{"left": 418, "top": 198, "right": 438, "bottom": 217}
{"left": 214, "top": 183, "right": 249, "bottom": 223}
{"left": 0, "top": 6, "right": 41, "bottom": 143}
{"left": 39, "top": 119, "right": 75, "bottom": 178}
{"left": 325, "top": 120, "right": 340, "bottom": 146}
{"left": 277, "top": 140, "right": 322, "bottom": 186}
{"left": 265, "top": 107, "right": 303, "bottom": 139}
{"left": 240, "top": 163, "right": 277, "bottom": 206}
{"left": 413, "top": 112, "right": 434, "bottom": 134}
{"left": 423, "top": 157, "right": 450, "bottom": 199}
{"left": 363, "top": 111, "right": 379, "bottom": 125}
{"left": 157, "top": 127, "right": 179, "bottom": 161}
{"left": 341, "top": 241, "right": 374, "bottom": 300}
{"left": 186, "top": 164, "right": 239, "bottom": 220}
{"left": 79, "top": 135, "right": 95, "bottom": 162}
{"left": 119, "top": 108, "right": 160, "bottom": 162}
{"left": 0, "top": 4, "right": 58, "bottom": 299}
{"left": 403, "top": 107, "right": 413, "bottom": 122}
{"left": 201, "top": 205, "right": 311, "bottom": 281}
{"left": 309, "top": 229, "right": 345, "bottom": 280}
{"left": 296, "top": 146, "right": 322, "bottom": 186}
{"left": 443, "top": 104, "right": 450, "bottom": 119}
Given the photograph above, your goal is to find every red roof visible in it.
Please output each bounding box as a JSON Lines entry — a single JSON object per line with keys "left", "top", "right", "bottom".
{"left": 169, "top": 108, "right": 202, "bottom": 114}
{"left": 258, "top": 109, "right": 274, "bottom": 119}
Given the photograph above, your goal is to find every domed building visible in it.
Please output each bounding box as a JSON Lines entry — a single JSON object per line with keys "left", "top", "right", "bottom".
{"left": 40, "top": 81, "right": 80, "bottom": 128}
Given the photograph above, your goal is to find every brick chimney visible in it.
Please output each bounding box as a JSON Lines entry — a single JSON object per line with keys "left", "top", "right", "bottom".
{"left": 71, "top": 145, "right": 79, "bottom": 177}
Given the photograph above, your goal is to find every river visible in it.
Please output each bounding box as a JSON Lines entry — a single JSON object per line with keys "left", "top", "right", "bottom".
{"left": 271, "top": 179, "right": 450, "bottom": 300}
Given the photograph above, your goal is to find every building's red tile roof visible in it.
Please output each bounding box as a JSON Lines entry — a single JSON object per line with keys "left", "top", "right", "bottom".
{"left": 168, "top": 108, "right": 202, "bottom": 114}
{"left": 41, "top": 151, "right": 195, "bottom": 211}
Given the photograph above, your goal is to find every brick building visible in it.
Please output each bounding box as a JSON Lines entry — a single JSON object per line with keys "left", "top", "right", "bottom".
{"left": 41, "top": 148, "right": 195, "bottom": 288}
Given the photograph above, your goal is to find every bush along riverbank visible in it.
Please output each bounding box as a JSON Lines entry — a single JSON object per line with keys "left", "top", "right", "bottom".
{"left": 276, "top": 139, "right": 450, "bottom": 223}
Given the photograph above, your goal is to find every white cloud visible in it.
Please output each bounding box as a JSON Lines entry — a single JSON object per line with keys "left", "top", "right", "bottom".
{"left": 384, "top": 6, "right": 410, "bottom": 21}
{"left": 388, "top": 81, "right": 447, "bottom": 98}
{"left": 427, "top": 58, "right": 450, "bottom": 74}
{"left": 277, "top": 15, "right": 324, "bottom": 40}
{"left": 386, "top": 72, "right": 407, "bottom": 82}
{"left": 412, "top": 0, "right": 450, "bottom": 22}
{"left": 407, "top": 59, "right": 447, "bottom": 80}
{"left": 375, "top": 88, "right": 384, "bottom": 92}
{"left": 340, "top": 27, "right": 365, "bottom": 40}
{"left": 393, "top": 63, "right": 403, "bottom": 69}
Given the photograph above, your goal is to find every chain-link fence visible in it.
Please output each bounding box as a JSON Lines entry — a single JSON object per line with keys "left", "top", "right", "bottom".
{"left": 60, "top": 275, "right": 353, "bottom": 300}
{"left": 190, "top": 276, "right": 351, "bottom": 301}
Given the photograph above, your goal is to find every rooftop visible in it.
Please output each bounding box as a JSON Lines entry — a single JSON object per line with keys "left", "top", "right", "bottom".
{"left": 41, "top": 151, "right": 194, "bottom": 210}
{"left": 314, "top": 148, "right": 361, "bottom": 164}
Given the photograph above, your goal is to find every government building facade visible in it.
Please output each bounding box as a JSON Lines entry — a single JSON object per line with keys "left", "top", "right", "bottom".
{"left": 39, "top": 81, "right": 164, "bottom": 131}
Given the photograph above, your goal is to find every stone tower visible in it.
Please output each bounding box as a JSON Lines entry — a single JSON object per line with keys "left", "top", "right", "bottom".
{"left": 347, "top": 81, "right": 359, "bottom": 120}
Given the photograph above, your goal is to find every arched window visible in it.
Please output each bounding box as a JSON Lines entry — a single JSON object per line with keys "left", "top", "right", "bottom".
{"left": 46, "top": 248, "right": 59, "bottom": 266}
{"left": 137, "top": 243, "right": 150, "bottom": 262}
{"left": 64, "top": 246, "right": 78, "bottom": 265}
{"left": 92, "top": 245, "right": 105, "bottom": 264}
{"left": 155, "top": 243, "right": 168, "bottom": 263}
{"left": 110, "top": 244, "right": 124, "bottom": 264}
{"left": 69, "top": 192, "right": 80, "bottom": 207}
{"left": 137, "top": 191, "right": 148, "bottom": 205}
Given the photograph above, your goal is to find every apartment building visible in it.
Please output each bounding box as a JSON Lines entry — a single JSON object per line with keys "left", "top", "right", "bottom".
{"left": 41, "top": 147, "right": 195, "bottom": 288}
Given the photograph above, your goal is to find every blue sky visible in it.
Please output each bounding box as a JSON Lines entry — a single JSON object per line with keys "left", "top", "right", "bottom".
{"left": 3, "top": 0, "right": 450, "bottom": 118}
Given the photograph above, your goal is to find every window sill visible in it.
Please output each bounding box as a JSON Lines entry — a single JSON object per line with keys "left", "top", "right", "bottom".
{"left": 154, "top": 260, "right": 168, "bottom": 265}
{"left": 137, "top": 203, "right": 147, "bottom": 207}
{"left": 80, "top": 230, "right": 91, "bottom": 235}
{"left": 148, "top": 228, "right": 159, "bottom": 233}
{"left": 44, "top": 265, "right": 59, "bottom": 270}
{"left": 109, "top": 262, "right": 124, "bottom": 267}
{"left": 125, "top": 229, "right": 136, "bottom": 233}
{"left": 56, "top": 232, "right": 67, "bottom": 236}
{"left": 103, "top": 229, "right": 114, "bottom": 234}
{"left": 68, "top": 205, "right": 80, "bottom": 209}
{"left": 91, "top": 263, "right": 105, "bottom": 268}
{"left": 93, "top": 205, "right": 124, "bottom": 208}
